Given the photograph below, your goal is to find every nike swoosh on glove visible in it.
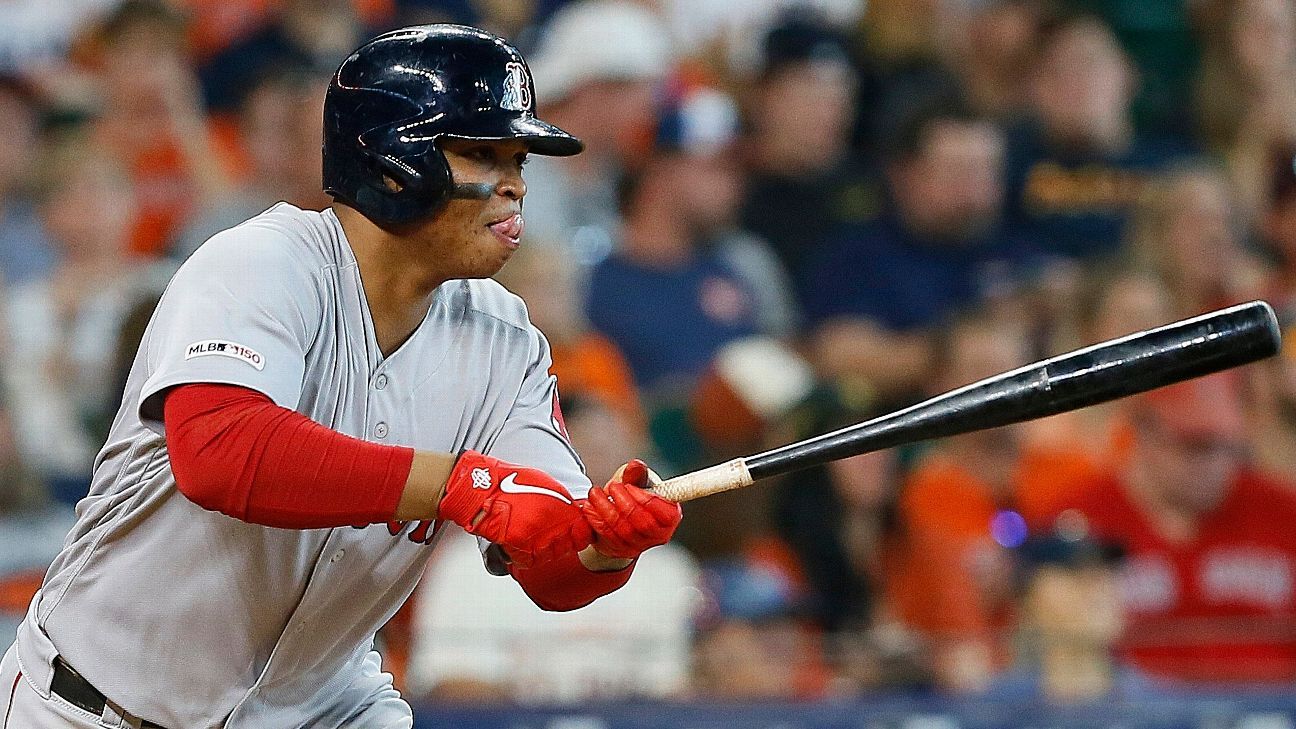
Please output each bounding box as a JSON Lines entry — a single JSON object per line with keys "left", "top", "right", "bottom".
{"left": 581, "top": 459, "right": 683, "bottom": 560}
{"left": 438, "top": 450, "right": 593, "bottom": 567}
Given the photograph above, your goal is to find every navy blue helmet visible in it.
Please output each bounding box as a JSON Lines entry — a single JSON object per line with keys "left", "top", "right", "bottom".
{"left": 322, "top": 24, "right": 583, "bottom": 228}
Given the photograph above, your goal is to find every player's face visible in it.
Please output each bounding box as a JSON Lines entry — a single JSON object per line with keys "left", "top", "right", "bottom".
{"left": 416, "top": 137, "right": 529, "bottom": 278}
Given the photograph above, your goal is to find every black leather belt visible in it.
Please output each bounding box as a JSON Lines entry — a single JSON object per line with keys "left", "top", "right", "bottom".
{"left": 51, "top": 657, "right": 166, "bottom": 728}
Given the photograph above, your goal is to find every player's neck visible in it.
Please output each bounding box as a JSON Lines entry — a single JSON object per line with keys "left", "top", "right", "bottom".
{"left": 334, "top": 204, "right": 445, "bottom": 355}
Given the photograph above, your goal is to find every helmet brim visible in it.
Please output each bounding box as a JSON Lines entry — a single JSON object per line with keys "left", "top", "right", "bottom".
{"left": 443, "top": 115, "right": 584, "bottom": 157}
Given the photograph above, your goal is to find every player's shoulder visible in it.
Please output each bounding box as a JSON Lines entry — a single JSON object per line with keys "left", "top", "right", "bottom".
{"left": 189, "top": 203, "right": 337, "bottom": 274}
{"left": 460, "top": 277, "right": 533, "bottom": 333}
{"left": 166, "top": 203, "right": 333, "bottom": 314}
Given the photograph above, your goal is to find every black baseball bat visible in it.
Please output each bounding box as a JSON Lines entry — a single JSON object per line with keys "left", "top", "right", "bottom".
{"left": 649, "top": 301, "right": 1282, "bottom": 502}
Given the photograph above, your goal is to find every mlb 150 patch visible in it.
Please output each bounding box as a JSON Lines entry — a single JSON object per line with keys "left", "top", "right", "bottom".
{"left": 185, "top": 340, "right": 266, "bottom": 370}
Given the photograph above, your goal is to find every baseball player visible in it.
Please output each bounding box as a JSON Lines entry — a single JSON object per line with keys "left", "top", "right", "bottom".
{"left": 0, "top": 24, "right": 682, "bottom": 728}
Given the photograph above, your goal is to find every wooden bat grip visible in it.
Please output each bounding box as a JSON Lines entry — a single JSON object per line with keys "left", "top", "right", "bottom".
{"left": 648, "top": 458, "right": 752, "bottom": 503}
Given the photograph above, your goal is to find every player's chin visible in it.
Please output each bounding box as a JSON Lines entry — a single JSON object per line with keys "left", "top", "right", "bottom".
{"left": 459, "top": 238, "right": 516, "bottom": 278}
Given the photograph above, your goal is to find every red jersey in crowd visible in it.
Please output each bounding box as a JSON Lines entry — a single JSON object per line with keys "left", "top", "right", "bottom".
{"left": 1060, "top": 469, "right": 1296, "bottom": 683}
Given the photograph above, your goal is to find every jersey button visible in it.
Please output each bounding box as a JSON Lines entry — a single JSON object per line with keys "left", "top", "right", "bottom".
{"left": 330, "top": 549, "right": 345, "bottom": 563}
{"left": 375, "top": 374, "right": 388, "bottom": 390}
{"left": 374, "top": 422, "right": 389, "bottom": 439}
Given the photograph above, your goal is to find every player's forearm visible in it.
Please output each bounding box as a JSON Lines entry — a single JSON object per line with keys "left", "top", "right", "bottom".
{"left": 166, "top": 383, "right": 415, "bottom": 528}
{"left": 394, "top": 451, "right": 457, "bottom": 520}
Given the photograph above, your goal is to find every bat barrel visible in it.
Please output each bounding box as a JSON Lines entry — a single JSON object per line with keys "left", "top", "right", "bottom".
{"left": 744, "top": 300, "right": 1281, "bottom": 482}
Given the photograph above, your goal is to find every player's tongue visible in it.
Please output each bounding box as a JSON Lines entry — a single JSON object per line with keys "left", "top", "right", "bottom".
{"left": 488, "top": 213, "right": 524, "bottom": 244}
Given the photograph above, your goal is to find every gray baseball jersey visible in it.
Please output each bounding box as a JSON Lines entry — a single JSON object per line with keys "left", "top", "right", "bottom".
{"left": 10, "top": 203, "right": 590, "bottom": 728}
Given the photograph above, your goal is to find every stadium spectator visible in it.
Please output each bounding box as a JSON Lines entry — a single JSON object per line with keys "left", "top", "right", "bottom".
{"left": 985, "top": 517, "right": 1168, "bottom": 704}
{"left": 901, "top": 314, "right": 1041, "bottom": 534}
{"left": 859, "top": 0, "right": 944, "bottom": 70}
{"left": 390, "top": 0, "right": 555, "bottom": 46}
{"left": 800, "top": 98, "right": 1035, "bottom": 399}
{"left": 0, "top": 75, "right": 56, "bottom": 287}
{"left": 1006, "top": 12, "right": 1194, "bottom": 261}
{"left": 4, "top": 0, "right": 1296, "bottom": 716}
{"left": 739, "top": 17, "right": 881, "bottom": 283}
{"left": 693, "top": 556, "right": 830, "bottom": 699}
{"left": 198, "top": 0, "right": 367, "bottom": 113}
{"left": 180, "top": 0, "right": 277, "bottom": 61}
{"left": 494, "top": 243, "right": 645, "bottom": 432}
{"left": 585, "top": 85, "right": 771, "bottom": 400}
{"left": 176, "top": 63, "right": 330, "bottom": 257}
{"left": 1077, "top": 0, "right": 1202, "bottom": 140}
{"left": 659, "top": 2, "right": 865, "bottom": 77}
{"left": 1246, "top": 330, "right": 1296, "bottom": 482}
{"left": 773, "top": 390, "right": 972, "bottom": 693}
{"left": 895, "top": 313, "right": 1035, "bottom": 690}
{"left": 521, "top": 0, "right": 672, "bottom": 265}
{"left": 182, "top": 0, "right": 395, "bottom": 62}
{"left": 0, "top": 394, "right": 72, "bottom": 651}
{"left": 89, "top": 0, "right": 237, "bottom": 258}
{"left": 1079, "top": 268, "right": 1178, "bottom": 345}
{"left": 0, "top": 0, "right": 121, "bottom": 74}
{"left": 1255, "top": 155, "right": 1296, "bottom": 478}
{"left": 775, "top": 392, "right": 900, "bottom": 633}
{"left": 3, "top": 137, "right": 155, "bottom": 502}
{"left": 1260, "top": 149, "right": 1296, "bottom": 314}
{"left": 688, "top": 337, "right": 815, "bottom": 459}
{"left": 1022, "top": 269, "right": 1175, "bottom": 479}
{"left": 1195, "top": 0, "right": 1296, "bottom": 224}
{"left": 408, "top": 528, "right": 699, "bottom": 702}
{"left": 956, "top": 0, "right": 1045, "bottom": 122}
{"left": 1126, "top": 165, "right": 1268, "bottom": 318}
{"left": 1052, "top": 373, "right": 1296, "bottom": 684}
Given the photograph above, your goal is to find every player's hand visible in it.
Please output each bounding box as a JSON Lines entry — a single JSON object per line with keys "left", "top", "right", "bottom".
{"left": 438, "top": 450, "right": 593, "bottom": 567}
{"left": 580, "top": 459, "right": 682, "bottom": 560}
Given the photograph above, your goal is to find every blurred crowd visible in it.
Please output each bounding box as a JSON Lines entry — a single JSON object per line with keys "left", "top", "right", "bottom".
{"left": 2, "top": 0, "right": 1296, "bottom": 710}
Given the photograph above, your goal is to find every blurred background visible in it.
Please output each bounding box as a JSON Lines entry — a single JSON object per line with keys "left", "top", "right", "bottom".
{"left": 2, "top": 0, "right": 1296, "bottom": 726}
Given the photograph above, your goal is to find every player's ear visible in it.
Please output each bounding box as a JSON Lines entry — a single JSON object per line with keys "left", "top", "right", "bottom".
{"left": 371, "top": 155, "right": 419, "bottom": 194}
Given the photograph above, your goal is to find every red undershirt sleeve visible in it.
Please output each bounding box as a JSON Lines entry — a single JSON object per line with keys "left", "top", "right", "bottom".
{"left": 163, "top": 383, "right": 414, "bottom": 529}
{"left": 508, "top": 549, "right": 635, "bottom": 611}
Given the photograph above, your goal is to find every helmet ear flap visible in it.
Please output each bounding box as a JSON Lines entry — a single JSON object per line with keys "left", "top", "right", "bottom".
{"left": 356, "top": 141, "right": 455, "bottom": 226}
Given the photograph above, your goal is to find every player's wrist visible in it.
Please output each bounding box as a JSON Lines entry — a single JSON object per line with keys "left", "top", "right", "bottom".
{"left": 395, "top": 450, "right": 458, "bottom": 520}
{"left": 578, "top": 545, "right": 635, "bottom": 572}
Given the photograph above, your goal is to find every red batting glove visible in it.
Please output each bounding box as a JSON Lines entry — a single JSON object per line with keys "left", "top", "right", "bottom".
{"left": 438, "top": 450, "right": 593, "bottom": 567}
{"left": 580, "top": 459, "right": 683, "bottom": 560}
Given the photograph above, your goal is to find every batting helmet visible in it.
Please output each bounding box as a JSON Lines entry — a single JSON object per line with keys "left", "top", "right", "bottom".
{"left": 322, "top": 24, "right": 583, "bottom": 228}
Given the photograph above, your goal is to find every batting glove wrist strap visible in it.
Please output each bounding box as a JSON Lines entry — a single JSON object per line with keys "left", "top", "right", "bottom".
{"left": 437, "top": 450, "right": 503, "bottom": 527}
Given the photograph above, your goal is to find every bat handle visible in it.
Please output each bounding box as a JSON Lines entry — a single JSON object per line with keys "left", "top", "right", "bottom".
{"left": 647, "top": 458, "right": 753, "bottom": 503}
